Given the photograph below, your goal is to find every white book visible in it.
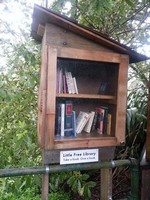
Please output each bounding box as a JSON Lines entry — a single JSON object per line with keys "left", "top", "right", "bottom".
{"left": 65, "top": 71, "right": 72, "bottom": 94}
{"left": 68, "top": 72, "right": 75, "bottom": 94}
{"left": 84, "top": 111, "right": 95, "bottom": 133}
{"left": 73, "top": 77, "right": 78, "bottom": 94}
{"left": 60, "top": 103, "right": 65, "bottom": 136}
{"left": 76, "top": 112, "right": 90, "bottom": 134}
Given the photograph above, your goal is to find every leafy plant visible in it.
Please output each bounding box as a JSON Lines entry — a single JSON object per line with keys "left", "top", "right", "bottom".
{"left": 67, "top": 171, "right": 96, "bottom": 199}
{"left": 48, "top": 192, "right": 70, "bottom": 200}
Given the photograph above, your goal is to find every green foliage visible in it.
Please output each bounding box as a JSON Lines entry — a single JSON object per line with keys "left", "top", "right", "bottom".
{"left": 0, "top": 39, "right": 41, "bottom": 168}
{"left": 49, "top": 171, "right": 96, "bottom": 199}
{"left": 0, "top": 37, "right": 42, "bottom": 196}
{"left": 50, "top": 171, "right": 72, "bottom": 192}
{"left": 0, "top": 185, "right": 41, "bottom": 200}
{"left": 51, "top": 0, "right": 150, "bottom": 51}
{"left": 48, "top": 192, "right": 70, "bottom": 200}
{"left": 67, "top": 171, "right": 96, "bottom": 199}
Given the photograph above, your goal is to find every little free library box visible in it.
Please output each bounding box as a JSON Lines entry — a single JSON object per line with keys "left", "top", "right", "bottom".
{"left": 31, "top": 4, "right": 148, "bottom": 165}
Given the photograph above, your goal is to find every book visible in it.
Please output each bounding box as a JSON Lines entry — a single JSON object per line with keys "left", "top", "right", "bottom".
{"left": 96, "top": 107, "right": 105, "bottom": 135}
{"left": 65, "top": 70, "right": 72, "bottom": 94}
{"left": 76, "top": 111, "right": 90, "bottom": 134}
{"left": 91, "top": 111, "right": 98, "bottom": 132}
{"left": 65, "top": 101, "right": 73, "bottom": 129}
{"left": 60, "top": 103, "right": 65, "bottom": 136}
{"left": 102, "top": 106, "right": 108, "bottom": 134}
{"left": 64, "top": 111, "right": 76, "bottom": 137}
{"left": 68, "top": 72, "right": 75, "bottom": 94}
{"left": 106, "top": 113, "right": 112, "bottom": 135}
{"left": 55, "top": 103, "right": 61, "bottom": 136}
{"left": 83, "top": 111, "right": 95, "bottom": 133}
{"left": 63, "top": 74, "right": 67, "bottom": 93}
{"left": 72, "top": 111, "right": 76, "bottom": 136}
{"left": 73, "top": 77, "right": 78, "bottom": 94}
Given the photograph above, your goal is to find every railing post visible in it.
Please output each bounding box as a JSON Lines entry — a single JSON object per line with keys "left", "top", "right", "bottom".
{"left": 128, "top": 158, "right": 139, "bottom": 200}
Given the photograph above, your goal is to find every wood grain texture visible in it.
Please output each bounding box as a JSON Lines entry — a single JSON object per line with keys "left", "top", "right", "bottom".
{"left": 45, "top": 47, "right": 57, "bottom": 149}
{"left": 100, "top": 168, "right": 112, "bottom": 200}
{"left": 38, "top": 45, "right": 48, "bottom": 148}
{"left": 115, "top": 55, "right": 129, "bottom": 145}
{"left": 45, "top": 23, "right": 113, "bottom": 52}
{"left": 54, "top": 137, "right": 118, "bottom": 149}
{"left": 57, "top": 47, "right": 121, "bottom": 63}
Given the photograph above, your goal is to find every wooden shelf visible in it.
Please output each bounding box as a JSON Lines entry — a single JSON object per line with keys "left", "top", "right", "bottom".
{"left": 56, "top": 93, "right": 116, "bottom": 100}
{"left": 54, "top": 136, "right": 117, "bottom": 149}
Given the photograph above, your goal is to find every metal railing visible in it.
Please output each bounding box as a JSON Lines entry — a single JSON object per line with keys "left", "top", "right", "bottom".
{"left": 0, "top": 159, "right": 139, "bottom": 200}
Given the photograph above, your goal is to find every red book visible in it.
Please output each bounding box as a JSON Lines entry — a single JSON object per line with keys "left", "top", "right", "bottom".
{"left": 65, "top": 101, "right": 73, "bottom": 129}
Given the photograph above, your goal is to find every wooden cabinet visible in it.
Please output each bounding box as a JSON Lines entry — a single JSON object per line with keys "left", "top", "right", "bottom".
{"left": 38, "top": 46, "right": 128, "bottom": 150}
{"left": 31, "top": 5, "right": 147, "bottom": 152}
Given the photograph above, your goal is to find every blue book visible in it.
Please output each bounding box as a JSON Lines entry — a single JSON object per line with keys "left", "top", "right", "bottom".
{"left": 72, "top": 111, "right": 76, "bottom": 137}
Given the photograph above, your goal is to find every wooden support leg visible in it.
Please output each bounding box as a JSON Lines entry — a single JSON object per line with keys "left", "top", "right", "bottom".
{"left": 42, "top": 173, "right": 49, "bottom": 200}
{"left": 100, "top": 168, "right": 112, "bottom": 200}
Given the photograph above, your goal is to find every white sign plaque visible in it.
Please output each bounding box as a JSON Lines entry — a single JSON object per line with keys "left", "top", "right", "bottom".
{"left": 60, "top": 149, "right": 99, "bottom": 165}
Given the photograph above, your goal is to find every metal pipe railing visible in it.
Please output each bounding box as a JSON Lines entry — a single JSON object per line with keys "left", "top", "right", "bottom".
{"left": 0, "top": 159, "right": 139, "bottom": 199}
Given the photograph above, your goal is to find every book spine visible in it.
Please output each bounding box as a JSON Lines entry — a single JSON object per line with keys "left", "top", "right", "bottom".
{"left": 65, "top": 101, "right": 73, "bottom": 129}
{"left": 68, "top": 72, "right": 75, "bottom": 94}
{"left": 103, "top": 107, "right": 108, "bottom": 134}
{"left": 106, "top": 114, "right": 111, "bottom": 135}
{"left": 60, "top": 103, "right": 65, "bottom": 137}
{"left": 91, "top": 111, "right": 98, "bottom": 132}
{"left": 56, "top": 103, "right": 61, "bottom": 136}
{"left": 96, "top": 108, "right": 105, "bottom": 135}
{"left": 63, "top": 74, "right": 67, "bottom": 93}
{"left": 73, "top": 77, "right": 78, "bottom": 94}
{"left": 65, "top": 71, "right": 72, "bottom": 94}
{"left": 84, "top": 111, "right": 95, "bottom": 133}
{"left": 72, "top": 111, "right": 76, "bottom": 136}
{"left": 76, "top": 112, "right": 89, "bottom": 134}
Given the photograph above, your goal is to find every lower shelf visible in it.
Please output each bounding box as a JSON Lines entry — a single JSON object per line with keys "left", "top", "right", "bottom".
{"left": 54, "top": 136, "right": 118, "bottom": 149}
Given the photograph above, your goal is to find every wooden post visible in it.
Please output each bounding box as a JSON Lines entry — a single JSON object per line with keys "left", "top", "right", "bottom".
{"left": 100, "top": 168, "right": 112, "bottom": 200}
{"left": 42, "top": 172, "right": 49, "bottom": 200}
{"left": 146, "top": 73, "right": 150, "bottom": 161}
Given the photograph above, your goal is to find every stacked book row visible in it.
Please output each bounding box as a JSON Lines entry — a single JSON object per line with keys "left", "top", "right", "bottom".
{"left": 55, "top": 101, "right": 112, "bottom": 137}
{"left": 56, "top": 66, "right": 78, "bottom": 94}
{"left": 76, "top": 107, "right": 111, "bottom": 135}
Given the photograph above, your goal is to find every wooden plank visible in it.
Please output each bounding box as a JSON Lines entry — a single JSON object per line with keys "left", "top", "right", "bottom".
{"left": 38, "top": 45, "right": 48, "bottom": 148}
{"left": 54, "top": 137, "right": 117, "bottom": 149}
{"left": 42, "top": 173, "right": 49, "bottom": 200}
{"left": 45, "top": 23, "right": 113, "bottom": 52}
{"left": 37, "top": 24, "right": 45, "bottom": 37}
{"left": 57, "top": 47, "right": 121, "bottom": 63}
{"left": 42, "top": 147, "right": 115, "bottom": 164}
{"left": 100, "top": 168, "right": 112, "bottom": 200}
{"left": 46, "top": 47, "right": 57, "bottom": 114}
{"left": 56, "top": 93, "right": 116, "bottom": 100}
{"left": 45, "top": 47, "right": 57, "bottom": 149}
{"left": 115, "top": 55, "right": 129, "bottom": 145}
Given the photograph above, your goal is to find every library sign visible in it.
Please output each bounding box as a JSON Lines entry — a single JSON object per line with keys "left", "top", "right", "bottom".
{"left": 60, "top": 149, "right": 99, "bottom": 165}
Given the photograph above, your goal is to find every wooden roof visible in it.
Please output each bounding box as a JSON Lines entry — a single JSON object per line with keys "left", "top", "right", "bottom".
{"left": 31, "top": 4, "right": 149, "bottom": 63}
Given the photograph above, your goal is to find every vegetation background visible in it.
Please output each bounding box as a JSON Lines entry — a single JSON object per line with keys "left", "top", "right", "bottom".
{"left": 0, "top": 0, "right": 150, "bottom": 199}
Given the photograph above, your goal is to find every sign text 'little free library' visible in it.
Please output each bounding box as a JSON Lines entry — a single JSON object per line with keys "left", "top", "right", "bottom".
{"left": 60, "top": 149, "right": 99, "bottom": 165}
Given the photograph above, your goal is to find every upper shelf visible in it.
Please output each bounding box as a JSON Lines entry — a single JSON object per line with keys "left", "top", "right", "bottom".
{"left": 56, "top": 93, "right": 116, "bottom": 100}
